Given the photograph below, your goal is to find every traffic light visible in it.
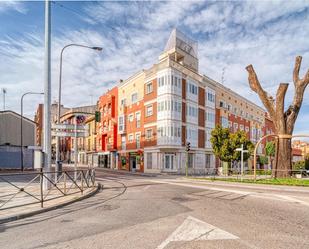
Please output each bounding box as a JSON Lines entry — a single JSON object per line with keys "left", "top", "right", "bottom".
{"left": 95, "top": 111, "right": 101, "bottom": 122}
{"left": 186, "top": 142, "right": 191, "bottom": 152}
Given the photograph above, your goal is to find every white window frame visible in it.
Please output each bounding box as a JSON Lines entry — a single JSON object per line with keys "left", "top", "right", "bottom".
{"left": 118, "top": 115, "right": 125, "bottom": 132}
{"left": 128, "top": 113, "right": 134, "bottom": 122}
{"left": 146, "top": 82, "right": 153, "bottom": 94}
{"left": 128, "top": 133, "right": 134, "bottom": 142}
{"left": 145, "top": 128, "right": 153, "bottom": 139}
{"left": 131, "top": 92, "right": 138, "bottom": 104}
{"left": 146, "top": 105, "right": 153, "bottom": 117}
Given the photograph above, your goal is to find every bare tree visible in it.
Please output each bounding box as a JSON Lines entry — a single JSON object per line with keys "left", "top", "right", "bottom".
{"left": 246, "top": 56, "right": 309, "bottom": 177}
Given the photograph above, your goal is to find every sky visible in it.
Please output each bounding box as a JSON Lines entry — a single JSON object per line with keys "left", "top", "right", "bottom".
{"left": 0, "top": 0, "right": 309, "bottom": 136}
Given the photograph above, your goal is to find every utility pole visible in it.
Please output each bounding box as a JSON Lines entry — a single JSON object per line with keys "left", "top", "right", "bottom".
{"left": 236, "top": 144, "right": 248, "bottom": 181}
{"left": 43, "top": 0, "right": 51, "bottom": 190}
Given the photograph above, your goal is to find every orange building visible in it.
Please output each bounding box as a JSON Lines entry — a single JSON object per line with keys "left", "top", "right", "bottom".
{"left": 97, "top": 87, "right": 118, "bottom": 169}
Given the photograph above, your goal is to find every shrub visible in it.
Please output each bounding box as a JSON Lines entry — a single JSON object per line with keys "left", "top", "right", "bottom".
{"left": 293, "top": 161, "right": 305, "bottom": 170}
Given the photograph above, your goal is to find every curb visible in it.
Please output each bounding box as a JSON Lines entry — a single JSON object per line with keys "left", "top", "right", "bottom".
{"left": 0, "top": 183, "right": 102, "bottom": 224}
{"left": 98, "top": 168, "right": 159, "bottom": 177}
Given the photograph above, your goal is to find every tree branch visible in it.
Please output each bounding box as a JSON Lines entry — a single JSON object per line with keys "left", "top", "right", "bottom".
{"left": 286, "top": 56, "right": 309, "bottom": 134}
{"left": 275, "top": 83, "right": 289, "bottom": 132}
{"left": 246, "top": 65, "right": 275, "bottom": 118}
{"left": 293, "top": 56, "right": 302, "bottom": 85}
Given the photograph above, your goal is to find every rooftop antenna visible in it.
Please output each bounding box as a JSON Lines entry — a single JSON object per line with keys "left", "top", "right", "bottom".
{"left": 2, "top": 88, "right": 6, "bottom": 110}
{"left": 221, "top": 67, "right": 226, "bottom": 84}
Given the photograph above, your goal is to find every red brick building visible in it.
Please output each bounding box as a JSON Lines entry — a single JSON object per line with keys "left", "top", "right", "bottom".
{"left": 97, "top": 87, "right": 118, "bottom": 169}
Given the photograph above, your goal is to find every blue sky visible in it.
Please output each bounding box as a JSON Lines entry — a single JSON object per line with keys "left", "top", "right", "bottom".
{"left": 0, "top": 0, "right": 309, "bottom": 136}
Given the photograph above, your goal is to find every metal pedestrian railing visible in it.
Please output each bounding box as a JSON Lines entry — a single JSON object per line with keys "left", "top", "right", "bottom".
{"left": 0, "top": 169, "right": 96, "bottom": 211}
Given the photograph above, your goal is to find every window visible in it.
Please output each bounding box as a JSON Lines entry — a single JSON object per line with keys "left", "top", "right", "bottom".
{"left": 118, "top": 116, "right": 125, "bottom": 132}
{"left": 228, "top": 121, "right": 232, "bottom": 128}
{"left": 234, "top": 123, "right": 238, "bottom": 131}
{"left": 146, "top": 82, "right": 153, "bottom": 94}
{"left": 120, "top": 98, "right": 126, "bottom": 106}
{"left": 245, "top": 126, "right": 249, "bottom": 133}
{"left": 131, "top": 93, "right": 138, "bottom": 104}
{"left": 128, "top": 134, "right": 134, "bottom": 142}
{"left": 219, "top": 101, "right": 225, "bottom": 108}
{"left": 227, "top": 104, "right": 232, "bottom": 111}
{"left": 146, "top": 153, "right": 152, "bottom": 169}
{"left": 240, "top": 124, "right": 244, "bottom": 131}
{"left": 135, "top": 111, "right": 141, "bottom": 128}
{"left": 128, "top": 114, "right": 134, "bottom": 122}
{"left": 136, "top": 133, "right": 141, "bottom": 148}
{"left": 207, "top": 92, "right": 215, "bottom": 103}
{"left": 234, "top": 107, "right": 238, "bottom": 114}
{"left": 186, "top": 105, "right": 198, "bottom": 118}
{"left": 146, "top": 129, "right": 153, "bottom": 139}
{"left": 187, "top": 82, "right": 198, "bottom": 95}
{"left": 206, "top": 110, "right": 215, "bottom": 123}
{"left": 220, "top": 117, "right": 229, "bottom": 128}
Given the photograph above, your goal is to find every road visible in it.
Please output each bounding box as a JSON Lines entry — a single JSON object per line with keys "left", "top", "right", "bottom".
{"left": 0, "top": 168, "right": 309, "bottom": 249}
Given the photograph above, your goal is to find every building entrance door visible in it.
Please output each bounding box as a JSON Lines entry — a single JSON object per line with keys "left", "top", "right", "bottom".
{"left": 164, "top": 154, "right": 175, "bottom": 170}
{"left": 130, "top": 156, "right": 136, "bottom": 171}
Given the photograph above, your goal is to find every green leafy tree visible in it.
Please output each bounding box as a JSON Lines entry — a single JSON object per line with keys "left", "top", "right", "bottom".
{"left": 211, "top": 126, "right": 254, "bottom": 164}
{"left": 258, "top": 155, "right": 269, "bottom": 166}
{"left": 230, "top": 130, "right": 254, "bottom": 161}
{"left": 210, "top": 125, "right": 233, "bottom": 162}
{"left": 265, "top": 141, "right": 276, "bottom": 168}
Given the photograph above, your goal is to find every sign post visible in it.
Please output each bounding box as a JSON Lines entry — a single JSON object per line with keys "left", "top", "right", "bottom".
{"left": 236, "top": 144, "right": 248, "bottom": 181}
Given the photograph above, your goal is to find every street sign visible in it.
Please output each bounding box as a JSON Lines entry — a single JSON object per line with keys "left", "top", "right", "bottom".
{"left": 51, "top": 131, "right": 89, "bottom": 137}
{"left": 51, "top": 123, "right": 88, "bottom": 130}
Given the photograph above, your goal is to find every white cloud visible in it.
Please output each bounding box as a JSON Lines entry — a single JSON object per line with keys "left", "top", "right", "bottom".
{"left": 0, "top": 1, "right": 27, "bottom": 14}
{"left": 0, "top": 1, "right": 309, "bottom": 135}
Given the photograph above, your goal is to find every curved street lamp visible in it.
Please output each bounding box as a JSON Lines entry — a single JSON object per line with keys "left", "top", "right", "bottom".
{"left": 21, "top": 92, "right": 44, "bottom": 171}
{"left": 56, "top": 44, "right": 103, "bottom": 173}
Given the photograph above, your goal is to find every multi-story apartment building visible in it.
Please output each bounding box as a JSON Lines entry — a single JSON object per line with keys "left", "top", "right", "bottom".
{"left": 115, "top": 29, "right": 217, "bottom": 173}
{"left": 215, "top": 83, "right": 266, "bottom": 150}
{"left": 97, "top": 87, "right": 118, "bottom": 169}
{"left": 117, "top": 71, "right": 146, "bottom": 172}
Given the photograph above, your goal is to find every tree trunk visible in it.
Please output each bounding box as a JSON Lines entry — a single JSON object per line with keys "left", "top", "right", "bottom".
{"left": 275, "top": 138, "right": 292, "bottom": 178}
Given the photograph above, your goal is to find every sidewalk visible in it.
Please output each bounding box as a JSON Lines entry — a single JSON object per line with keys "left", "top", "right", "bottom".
{"left": 0, "top": 184, "right": 100, "bottom": 224}
{"left": 0, "top": 169, "right": 100, "bottom": 224}
{"left": 96, "top": 167, "right": 161, "bottom": 177}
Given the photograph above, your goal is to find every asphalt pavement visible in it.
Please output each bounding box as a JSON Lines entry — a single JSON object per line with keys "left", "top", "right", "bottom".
{"left": 0, "top": 168, "right": 308, "bottom": 249}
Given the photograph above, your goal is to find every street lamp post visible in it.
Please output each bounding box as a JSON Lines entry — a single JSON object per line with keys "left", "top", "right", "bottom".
{"left": 20, "top": 92, "right": 44, "bottom": 171}
{"left": 56, "top": 44, "right": 102, "bottom": 174}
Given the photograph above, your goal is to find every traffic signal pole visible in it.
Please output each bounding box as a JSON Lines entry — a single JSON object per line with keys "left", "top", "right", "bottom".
{"left": 185, "top": 142, "right": 190, "bottom": 177}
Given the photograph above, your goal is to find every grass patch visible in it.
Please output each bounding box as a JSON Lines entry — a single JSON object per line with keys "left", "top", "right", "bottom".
{"left": 189, "top": 177, "right": 309, "bottom": 187}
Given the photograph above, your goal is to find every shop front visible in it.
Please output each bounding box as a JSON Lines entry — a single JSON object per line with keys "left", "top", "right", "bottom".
{"left": 117, "top": 150, "right": 144, "bottom": 172}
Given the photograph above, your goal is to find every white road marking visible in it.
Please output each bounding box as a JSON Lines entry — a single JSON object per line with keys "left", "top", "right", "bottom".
{"left": 150, "top": 180, "right": 251, "bottom": 195}
{"left": 143, "top": 185, "right": 151, "bottom": 190}
{"left": 150, "top": 179, "right": 309, "bottom": 207}
{"left": 156, "top": 216, "right": 238, "bottom": 249}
